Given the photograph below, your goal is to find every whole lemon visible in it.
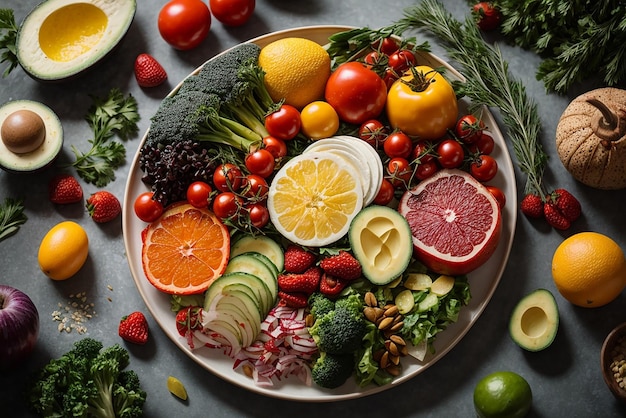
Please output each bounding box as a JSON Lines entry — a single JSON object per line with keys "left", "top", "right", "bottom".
{"left": 473, "top": 371, "right": 532, "bottom": 418}
{"left": 552, "top": 231, "right": 626, "bottom": 307}
{"left": 38, "top": 221, "right": 89, "bottom": 280}
{"left": 258, "top": 37, "right": 331, "bottom": 109}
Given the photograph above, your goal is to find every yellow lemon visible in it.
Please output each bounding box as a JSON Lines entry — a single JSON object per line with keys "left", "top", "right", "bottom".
{"left": 167, "top": 376, "right": 188, "bottom": 401}
{"left": 258, "top": 37, "right": 331, "bottom": 109}
{"left": 38, "top": 221, "right": 89, "bottom": 280}
{"left": 552, "top": 231, "right": 626, "bottom": 308}
{"left": 267, "top": 151, "right": 363, "bottom": 247}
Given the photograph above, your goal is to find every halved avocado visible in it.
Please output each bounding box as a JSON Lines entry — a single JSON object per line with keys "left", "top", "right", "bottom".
{"left": 16, "top": 0, "right": 136, "bottom": 82}
{"left": 509, "top": 289, "right": 559, "bottom": 352}
{"left": 0, "top": 100, "right": 63, "bottom": 173}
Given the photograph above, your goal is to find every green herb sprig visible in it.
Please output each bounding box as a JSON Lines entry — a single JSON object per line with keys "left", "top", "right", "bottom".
{"left": 70, "top": 88, "right": 140, "bottom": 187}
{"left": 398, "top": 0, "right": 548, "bottom": 197}
{"left": 0, "top": 198, "right": 27, "bottom": 242}
{"left": 0, "top": 9, "right": 18, "bottom": 77}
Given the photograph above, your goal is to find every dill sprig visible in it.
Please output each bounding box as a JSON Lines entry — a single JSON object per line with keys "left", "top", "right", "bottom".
{"left": 0, "top": 9, "right": 18, "bottom": 77}
{"left": 70, "top": 88, "right": 140, "bottom": 187}
{"left": 0, "top": 198, "right": 27, "bottom": 242}
{"left": 398, "top": 0, "right": 548, "bottom": 197}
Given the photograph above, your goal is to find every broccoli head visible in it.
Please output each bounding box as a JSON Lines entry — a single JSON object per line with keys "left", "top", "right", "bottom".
{"left": 308, "top": 292, "right": 336, "bottom": 319}
{"left": 311, "top": 352, "right": 355, "bottom": 389}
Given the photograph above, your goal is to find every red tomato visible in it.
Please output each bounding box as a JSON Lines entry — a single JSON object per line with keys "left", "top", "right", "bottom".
{"left": 437, "top": 139, "right": 465, "bottom": 169}
{"left": 455, "top": 114, "right": 485, "bottom": 144}
{"left": 485, "top": 185, "right": 506, "bottom": 208}
{"left": 470, "top": 132, "right": 495, "bottom": 155}
{"left": 363, "top": 50, "right": 387, "bottom": 69}
{"left": 372, "top": 37, "right": 399, "bottom": 55}
{"left": 264, "top": 104, "right": 301, "bottom": 140}
{"left": 213, "top": 163, "right": 244, "bottom": 192}
{"left": 186, "top": 181, "right": 213, "bottom": 208}
{"left": 472, "top": 2, "right": 502, "bottom": 31}
{"left": 262, "top": 136, "right": 287, "bottom": 159}
{"left": 133, "top": 192, "right": 164, "bottom": 223}
{"left": 358, "top": 119, "right": 387, "bottom": 148}
{"left": 243, "top": 174, "right": 269, "bottom": 201}
{"left": 212, "top": 192, "right": 243, "bottom": 219}
{"left": 387, "top": 157, "right": 413, "bottom": 188}
{"left": 412, "top": 142, "right": 435, "bottom": 164}
{"left": 247, "top": 203, "right": 269, "bottom": 228}
{"left": 415, "top": 160, "right": 439, "bottom": 181}
{"left": 373, "top": 178, "right": 395, "bottom": 206}
{"left": 384, "top": 131, "right": 413, "bottom": 159}
{"left": 209, "top": 0, "right": 255, "bottom": 27}
{"left": 470, "top": 154, "right": 498, "bottom": 182}
{"left": 325, "top": 62, "right": 387, "bottom": 125}
{"left": 158, "top": 0, "right": 211, "bottom": 50}
{"left": 245, "top": 149, "right": 275, "bottom": 178}
{"left": 388, "top": 49, "right": 417, "bottom": 74}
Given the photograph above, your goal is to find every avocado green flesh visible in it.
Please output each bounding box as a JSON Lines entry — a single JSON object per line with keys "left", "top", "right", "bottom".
{"left": 509, "top": 289, "right": 559, "bottom": 352}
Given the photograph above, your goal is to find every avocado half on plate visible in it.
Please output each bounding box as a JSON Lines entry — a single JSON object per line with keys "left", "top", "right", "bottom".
{"left": 15, "top": 0, "right": 136, "bottom": 82}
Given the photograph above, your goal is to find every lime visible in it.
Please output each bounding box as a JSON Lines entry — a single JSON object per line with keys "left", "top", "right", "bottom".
{"left": 473, "top": 371, "right": 532, "bottom": 418}
{"left": 167, "top": 376, "right": 188, "bottom": 401}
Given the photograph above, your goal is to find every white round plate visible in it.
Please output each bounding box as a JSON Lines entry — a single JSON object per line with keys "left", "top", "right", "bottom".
{"left": 123, "top": 25, "right": 517, "bottom": 402}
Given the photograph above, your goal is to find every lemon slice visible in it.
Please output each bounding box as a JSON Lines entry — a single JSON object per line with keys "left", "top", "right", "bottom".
{"left": 267, "top": 151, "right": 363, "bottom": 247}
{"left": 167, "top": 376, "right": 188, "bottom": 401}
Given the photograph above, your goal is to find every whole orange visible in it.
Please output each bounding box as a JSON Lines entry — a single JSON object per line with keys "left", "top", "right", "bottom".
{"left": 552, "top": 232, "right": 626, "bottom": 307}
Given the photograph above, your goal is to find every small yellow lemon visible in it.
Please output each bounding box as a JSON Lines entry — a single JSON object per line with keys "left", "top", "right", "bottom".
{"left": 552, "top": 232, "right": 626, "bottom": 308}
{"left": 258, "top": 37, "right": 331, "bottom": 109}
{"left": 167, "top": 376, "right": 188, "bottom": 401}
{"left": 38, "top": 221, "right": 89, "bottom": 280}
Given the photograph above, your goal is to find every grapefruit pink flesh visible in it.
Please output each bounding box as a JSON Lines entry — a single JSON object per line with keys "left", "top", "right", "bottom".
{"left": 398, "top": 169, "right": 502, "bottom": 276}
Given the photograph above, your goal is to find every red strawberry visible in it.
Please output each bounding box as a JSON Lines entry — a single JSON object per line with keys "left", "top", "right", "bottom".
{"left": 86, "top": 191, "right": 121, "bottom": 223}
{"left": 283, "top": 245, "right": 317, "bottom": 273}
{"left": 134, "top": 53, "right": 167, "bottom": 88}
{"left": 118, "top": 311, "right": 149, "bottom": 344}
{"left": 520, "top": 193, "right": 544, "bottom": 219}
{"left": 277, "top": 291, "right": 308, "bottom": 308}
{"left": 544, "top": 202, "right": 571, "bottom": 230}
{"left": 551, "top": 188, "right": 581, "bottom": 222}
{"left": 472, "top": 2, "right": 502, "bottom": 31}
{"left": 319, "top": 251, "right": 362, "bottom": 281}
{"left": 175, "top": 306, "right": 203, "bottom": 337}
{"left": 277, "top": 266, "right": 321, "bottom": 295}
{"left": 49, "top": 174, "right": 83, "bottom": 204}
{"left": 318, "top": 273, "right": 349, "bottom": 298}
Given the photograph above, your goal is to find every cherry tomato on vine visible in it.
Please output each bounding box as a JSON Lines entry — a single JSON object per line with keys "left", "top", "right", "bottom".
{"left": 133, "top": 192, "right": 164, "bottom": 223}
{"left": 373, "top": 178, "right": 395, "bottom": 206}
{"left": 212, "top": 191, "right": 243, "bottom": 219}
{"left": 209, "top": 0, "right": 255, "bottom": 27}
{"left": 388, "top": 49, "right": 417, "bottom": 74}
{"left": 213, "top": 163, "right": 244, "bottom": 192}
{"left": 415, "top": 160, "right": 439, "bottom": 181}
{"left": 437, "top": 139, "right": 465, "bottom": 169}
{"left": 470, "top": 154, "right": 498, "bottom": 182}
{"left": 412, "top": 142, "right": 435, "bottom": 164}
{"left": 455, "top": 114, "right": 485, "bottom": 144}
{"left": 243, "top": 174, "right": 269, "bottom": 200}
{"left": 265, "top": 104, "right": 301, "bottom": 140}
{"left": 247, "top": 203, "right": 270, "bottom": 228}
{"left": 158, "top": 0, "right": 211, "bottom": 50}
{"left": 372, "top": 37, "right": 399, "bottom": 55}
{"left": 469, "top": 132, "right": 495, "bottom": 155}
{"left": 186, "top": 181, "right": 213, "bottom": 208}
{"left": 245, "top": 149, "right": 275, "bottom": 178}
{"left": 358, "top": 119, "right": 387, "bottom": 148}
{"left": 387, "top": 157, "right": 413, "bottom": 188}
{"left": 300, "top": 101, "right": 340, "bottom": 140}
{"left": 262, "top": 136, "right": 287, "bottom": 159}
{"left": 384, "top": 131, "right": 413, "bottom": 159}
{"left": 485, "top": 185, "right": 506, "bottom": 208}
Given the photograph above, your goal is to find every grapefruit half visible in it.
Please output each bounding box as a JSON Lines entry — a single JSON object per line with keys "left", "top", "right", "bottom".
{"left": 398, "top": 169, "right": 502, "bottom": 276}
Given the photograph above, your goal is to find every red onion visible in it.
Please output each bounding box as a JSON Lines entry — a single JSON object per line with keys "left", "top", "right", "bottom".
{"left": 0, "top": 285, "right": 39, "bottom": 370}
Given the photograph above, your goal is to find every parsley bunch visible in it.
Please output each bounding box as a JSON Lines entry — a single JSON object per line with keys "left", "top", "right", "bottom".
{"left": 0, "top": 9, "right": 18, "bottom": 77}
{"left": 70, "top": 88, "right": 140, "bottom": 187}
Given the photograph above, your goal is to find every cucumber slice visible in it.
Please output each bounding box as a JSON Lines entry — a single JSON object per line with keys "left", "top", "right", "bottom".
{"left": 204, "top": 272, "right": 267, "bottom": 316}
{"left": 230, "top": 235, "right": 284, "bottom": 272}
{"left": 224, "top": 253, "right": 278, "bottom": 307}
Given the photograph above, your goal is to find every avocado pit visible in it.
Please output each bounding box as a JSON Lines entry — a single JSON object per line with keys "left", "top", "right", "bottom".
{"left": 1, "top": 109, "right": 46, "bottom": 154}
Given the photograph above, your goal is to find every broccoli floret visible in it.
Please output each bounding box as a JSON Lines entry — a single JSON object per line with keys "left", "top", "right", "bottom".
{"left": 308, "top": 292, "right": 336, "bottom": 319}
{"left": 28, "top": 338, "right": 146, "bottom": 418}
{"left": 309, "top": 293, "right": 367, "bottom": 355}
{"left": 311, "top": 352, "right": 355, "bottom": 389}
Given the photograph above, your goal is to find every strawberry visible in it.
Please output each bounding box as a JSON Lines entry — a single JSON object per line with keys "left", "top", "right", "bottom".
{"left": 550, "top": 188, "right": 581, "bottom": 222}
{"left": 318, "top": 273, "right": 349, "bottom": 298}
{"left": 86, "top": 191, "right": 121, "bottom": 223}
{"left": 175, "top": 306, "right": 203, "bottom": 337}
{"left": 283, "top": 245, "right": 317, "bottom": 273}
{"left": 49, "top": 174, "right": 83, "bottom": 204}
{"left": 319, "top": 251, "right": 362, "bottom": 281}
{"left": 277, "top": 291, "right": 308, "bottom": 308}
{"left": 472, "top": 2, "right": 502, "bottom": 31}
{"left": 543, "top": 202, "right": 571, "bottom": 230}
{"left": 118, "top": 311, "right": 149, "bottom": 345}
{"left": 134, "top": 53, "right": 167, "bottom": 88}
{"left": 277, "top": 266, "right": 321, "bottom": 295}
{"left": 520, "top": 193, "right": 544, "bottom": 219}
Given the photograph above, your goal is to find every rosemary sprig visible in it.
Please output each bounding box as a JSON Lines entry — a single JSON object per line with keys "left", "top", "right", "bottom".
{"left": 0, "top": 198, "right": 27, "bottom": 242}
{"left": 398, "top": 0, "right": 548, "bottom": 197}
{"left": 0, "top": 9, "right": 19, "bottom": 77}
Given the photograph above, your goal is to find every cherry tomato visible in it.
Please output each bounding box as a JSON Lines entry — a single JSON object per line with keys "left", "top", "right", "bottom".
{"left": 213, "top": 163, "right": 244, "bottom": 192}
{"left": 415, "top": 160, "right": 439, "bottom": 181}
{"left": 388, "top": 49, "right": 417, "bottom": 74}
{"left": 412, "top": 141, "right": 435, "bottom": 164}
{"left": 363, "top": 50, "right": 387, "bottom": 70}
{"left": 300, "top": 101, "right": 340, "bottom": 140}
{"left": 245, "top": 149, "right": 275, "bottom": 178}
{"left": 470, "top": 132, "right": 495, "bottom": 155}
{"left": 382, "top": 68, "right": 400, "bottom": 90}
{"left": 247, "top": 203, "right": 270, "bottom": 228}
{"left": 485, "top": 185, "right": 506, "bottom": 208}
{"left": 243, "top": 174, "right": 269, "bottom": 201}
{"left": 325, "top": 62, "right": 387, "bottom": 125}
{"left": 209, "top": 0, "right": 255, "bottom": 27}
{"left": 186, "top": 181, "right": 213, "bottom": 208}
{"left": 472, "top": 2, "right": 502, "bottom": 31}
{"left": 212, "top": 191, "right": 243, "bottom": 219}
{"left": 470, "top": 154, "right": 498, "bottom": 182}
{"left": 358, "top": 119, "right": 387, "bottom": 148}
{"left": 133, "top": 192, "right": 164, "bottom": 223}
{"left": 372, "top": 37, "right": 399, "bottom": 55}
{"left": 158, "top": 0, "right": 211, "bottom": 50}
{"left": 262, "top": 136, "right": 288, "bottom": 159}
{"left": 373, "top": 178, "right": 395, "bottom": 206}
{"left": 437, "top": 139, "right": 465, "bottom": 169}
{"left": 387, "top": 157, "right": 413, "bottom": 188}
{"left": 384, "top": 131, "right": 413, "bottom": 159}
{"left": 455, "top": 114, "right": 485, "bottom": 144}
{"left": 264, "top": 104, "right": 301, "bottom": 140}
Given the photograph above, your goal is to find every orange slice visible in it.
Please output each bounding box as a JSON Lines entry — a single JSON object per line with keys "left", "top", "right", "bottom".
{"left": 141, "top": 202, "right": 230, "bottom": 295}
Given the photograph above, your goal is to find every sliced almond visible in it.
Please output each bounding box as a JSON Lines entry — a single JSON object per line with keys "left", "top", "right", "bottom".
{"left": 430, "top": 274, "right": 456, "bottom": 296}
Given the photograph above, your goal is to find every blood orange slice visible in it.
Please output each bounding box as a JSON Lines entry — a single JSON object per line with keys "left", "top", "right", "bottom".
{"left": 398, "top": 169, "right": 502, "bottom": 276}
{"left": 141, "top": 202, "right": 230, "bottom": 295}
